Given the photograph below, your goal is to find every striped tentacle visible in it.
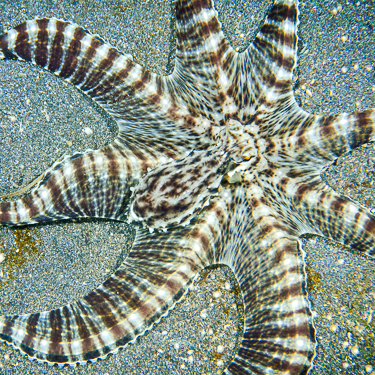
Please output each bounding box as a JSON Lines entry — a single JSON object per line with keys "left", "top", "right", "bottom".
{"left": 280, "top": 110, "right": 375, "bottom": 166}
{"left": 0, "top": 220, "right": 215, "bottom": 366}
{"left": 262, "top": 133, "right": 322, "bottom": 179}
{"left": 249, "top": 3, "right": 375, "bottom": 162}
{"left": 173, "top": 0, "right": 235, "bottom": 123}
{"left": 263, "top": 132, "right": 324, "bottom": 182}
{"left": 253, "top": 163, "right": 324, "bottom": 237}
{"left": 0, "top": 144, "right": 141, "bottom": 225}
{"left": 257, "top": 165, "right": 375, "bottom": 258}
{"left": 212, "top": 184, "right": 315, "bottom": 375}
{"left": 259, "top": 111, "right": 375, "bottom": 182}
{"left": 224, "top": 0, "right": 299, "bottom": 125}
{"left": 291, "top": 181, "right": 375, "bottom": 257}
{"left": 226, "top": 234, "right": 315, "bottom": 375}
{"left": 252, "top": 0, "right": 302, "bottom": 137}
{"left": 0, "top": 18, "right": 211, "bottom": 161}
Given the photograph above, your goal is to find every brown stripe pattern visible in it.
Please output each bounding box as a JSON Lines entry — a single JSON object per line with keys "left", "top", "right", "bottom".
{"left": 0, "top": 0, "right": 374, "bottom": 373}
{"left": 0, "top": 145, "right": 138, "bottom": 225}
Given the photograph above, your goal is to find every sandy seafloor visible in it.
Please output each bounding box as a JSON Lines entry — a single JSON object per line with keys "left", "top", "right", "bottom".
{"left": 0, "top": 0, "right": 374, "bottom": 374}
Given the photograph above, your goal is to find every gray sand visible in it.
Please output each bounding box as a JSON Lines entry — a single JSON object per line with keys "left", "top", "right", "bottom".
{"left": 0, "top": 0, "right": 374, "bottom": 374}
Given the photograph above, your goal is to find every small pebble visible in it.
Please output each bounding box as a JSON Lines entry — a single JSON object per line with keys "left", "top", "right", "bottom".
{"left": 351, "top": 344, "right": 359, "bottom": 355}
{"left": 217, "top": 345, "right": 224, "bottom": 353}
{"left": 329, "top": 324, "right": 338, "bottom": 332}
{"left": 353, "top": 64, "right": 359, "bottom": 71}
{"left": 83, "top": 127, "right": 93, "bottom": 136}
{"left": 342, "top": 362, "right": 350, "bottom": 369}
{"left": 341, "top": 35, "right": 347, "bottom": 43}
{"left": 341, "top": 66, "right": 348, "bottom": 73}
{"left": 367, "top": 310, "right": 373, "bottom": 324}
{"left": 187, "top": 350, "right": 194, "bottom": 355}
{"left": 200, "top": 309, "right": 207, "bottom": 319}
{"left": 217, "top": 359, "right": 224, "bottom": 367}
{"left": 213, "top": 290, "right": 222, "bottom": 299}
{"left": 365, "top": 365, "right": 373, "bottom": 373}
{"left": 0, "top": 253, "right": 5, "bottom": 263}
{"left": 342, "top": 341, "right": 349, "bottom": 348}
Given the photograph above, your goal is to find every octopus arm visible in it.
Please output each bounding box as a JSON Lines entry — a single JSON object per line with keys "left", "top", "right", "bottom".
{"left": 280, "top": 110, "right": 375, "bottom": 166}
{"left": 0, "top": 145, "right": 140, "bottom": 225}
{"left": 0, "top": 17, "right": 212, "bottom": 161}
{"left": 0, "top": 222, "right": 212, "bottom": 366}
{"left": 292, "top": 182, "right": 375, "bottom": 257}
{"left": 209, "top": 184, "right": 315, "bottom": 374}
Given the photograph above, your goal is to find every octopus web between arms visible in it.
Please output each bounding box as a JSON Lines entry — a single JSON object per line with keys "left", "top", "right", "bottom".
{"left": 0, "top": 0, "right": 374, "bottom": 373}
